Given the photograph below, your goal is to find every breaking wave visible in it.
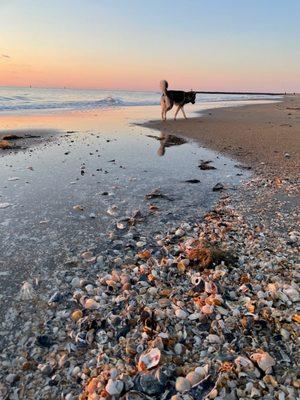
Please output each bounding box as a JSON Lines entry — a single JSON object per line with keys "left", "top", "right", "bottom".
{"left": 0, "top": 87, "right": 280, "bottom": 114}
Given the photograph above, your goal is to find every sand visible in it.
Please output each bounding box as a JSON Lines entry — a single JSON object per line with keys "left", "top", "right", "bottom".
{"left": 143, "top": 95, "right": 300, "bottom": 179}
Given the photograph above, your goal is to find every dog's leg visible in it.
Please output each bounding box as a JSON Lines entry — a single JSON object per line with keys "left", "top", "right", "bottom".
{"left": 174, "top": 105, "right": 181, "bottom": 120}
{"left": 181, "top": 106, "right": 187, "bottom": 119}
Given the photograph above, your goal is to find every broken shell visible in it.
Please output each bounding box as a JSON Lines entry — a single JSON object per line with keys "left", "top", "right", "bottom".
{"left": 138, "top": 348, "right": 161, "bottom": 371}
{"left": 105, "top": 378, "right": 124, "bottom": 395}
{"left": 250, "top": 351, "right": 276, "bottom": 372}
{"left": 175, "top": 309, "right": 188, "bottom": 319}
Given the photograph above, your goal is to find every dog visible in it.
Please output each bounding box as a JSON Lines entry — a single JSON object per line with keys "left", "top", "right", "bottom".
{"left": 160, "top": 80, "right": 196, "bottom": 121}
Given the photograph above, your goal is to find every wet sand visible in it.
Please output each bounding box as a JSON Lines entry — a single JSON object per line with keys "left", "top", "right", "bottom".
{"left": 143, "top": 95, "right": 300, "bottom": 178}
{"left": 0, "top": 101, "right": 299, "bottom": 399}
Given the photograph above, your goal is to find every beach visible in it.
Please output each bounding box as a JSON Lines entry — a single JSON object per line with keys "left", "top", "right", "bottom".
{"left": 144, "top": 95, "right": 300, "bottom": 178}
{"left": 0, "top": 97, "right": 299, "bottom": 399}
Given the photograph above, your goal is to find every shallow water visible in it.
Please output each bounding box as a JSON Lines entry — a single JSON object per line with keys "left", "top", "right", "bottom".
{"left": 0, "top": 103, "right": 255, "bottom": 313}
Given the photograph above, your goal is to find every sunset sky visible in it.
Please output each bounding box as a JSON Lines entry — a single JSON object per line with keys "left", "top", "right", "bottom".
{"left": 1, "top": 0, "right": 299, "bottom": 92}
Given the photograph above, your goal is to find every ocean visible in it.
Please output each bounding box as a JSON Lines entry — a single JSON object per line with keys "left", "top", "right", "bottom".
{"left": 0, "top": 86, "right": 279, "bottom": 114}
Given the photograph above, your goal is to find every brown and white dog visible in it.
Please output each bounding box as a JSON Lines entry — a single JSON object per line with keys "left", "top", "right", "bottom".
{"left": 160, "top": 80, "right": 196, "bottom": 121}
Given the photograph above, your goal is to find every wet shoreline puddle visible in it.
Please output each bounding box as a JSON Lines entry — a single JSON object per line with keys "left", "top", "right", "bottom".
{"left": 0, "top": 104, "right": 251, "bottom": 315}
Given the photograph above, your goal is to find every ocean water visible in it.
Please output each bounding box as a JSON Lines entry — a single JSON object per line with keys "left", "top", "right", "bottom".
{"left": 0, "top": 86, "right": 279, "bottom": 114}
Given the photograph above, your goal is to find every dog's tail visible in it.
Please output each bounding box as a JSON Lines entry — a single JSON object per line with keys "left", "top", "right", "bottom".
{"left": 160, "top": 80, "right": 168, "bottom": 94}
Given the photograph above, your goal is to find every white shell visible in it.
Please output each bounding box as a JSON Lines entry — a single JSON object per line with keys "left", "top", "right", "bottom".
{"left": 105, "top": 378, "right": 124, "bottom": 395}
{"left": 138, "top": 348, "right": 161, "bottom": 370}
{"left": 20, "top": 281, "right": 35, "bottom": 300}
{"left": 175, "top": 309, "right": 188, "bottom": 319}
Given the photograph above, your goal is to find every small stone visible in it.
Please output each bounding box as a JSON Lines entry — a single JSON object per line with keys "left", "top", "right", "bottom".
{"left": 175, "top": 377, "right": 191, "bottom": 393}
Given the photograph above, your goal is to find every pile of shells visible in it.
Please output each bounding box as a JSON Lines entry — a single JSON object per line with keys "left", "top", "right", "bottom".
{"left": 0, "top": 185, "right": 299, "bottom": 399}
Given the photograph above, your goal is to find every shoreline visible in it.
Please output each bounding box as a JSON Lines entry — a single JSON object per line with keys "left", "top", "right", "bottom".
{"left": 142, "top": 95, "right": 300, "bottom": 179}
{"left": 0, "top": 100, "right": 299, "bottom": 399}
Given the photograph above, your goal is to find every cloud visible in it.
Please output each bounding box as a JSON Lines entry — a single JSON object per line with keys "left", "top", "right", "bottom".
{"left": 1, "top": 54, "right": 10, "bottom": 59}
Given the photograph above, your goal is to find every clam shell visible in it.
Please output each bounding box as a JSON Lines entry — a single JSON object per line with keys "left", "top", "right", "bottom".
{"left": 138, "top": 348, "right": 161, "bottom": 371}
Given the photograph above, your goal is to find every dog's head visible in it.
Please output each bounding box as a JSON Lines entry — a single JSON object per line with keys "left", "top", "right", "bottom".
{"left": 186, "top": 91, "right": 196, "bottom": 104}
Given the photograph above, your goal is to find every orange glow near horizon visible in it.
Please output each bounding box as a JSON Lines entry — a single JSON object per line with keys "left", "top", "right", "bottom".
{"left": 1, "top": 1, "right": 300, "bottom": 92}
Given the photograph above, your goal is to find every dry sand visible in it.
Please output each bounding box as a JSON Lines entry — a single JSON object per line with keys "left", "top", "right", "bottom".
{"left": 144, "top": 95, "right": 300, "bottom": 178}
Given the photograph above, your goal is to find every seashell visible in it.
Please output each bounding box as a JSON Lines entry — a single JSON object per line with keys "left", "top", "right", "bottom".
{"left": 177, "top": 260, "right": 186, "bottom": 273}
{"left": 204, "top": 281, "right": 218, "bottom": 294}
{"left": 175, "top": 377, "right": 191, "bottom": 393}
{"left": 85, "top": 284, "right": 94, "bottom": 294}
{"left": 0, "top": 202, "right": 11, "bottom": 209}
{"left": 105, "top": 378, "right": 124, "bottom": 395}
{"left": 283, "top": 286, "right": 299, "bottom": 302}
{"left": 107, "top": 205, "right": 118, "bottom": 216}
{"left": 201, "top": 304, "right": 214, "bottom": 315}
{"left": 71, "top": 277, "right": 81, "bottom": 288}
{"left": 73, "top": 204, "right": 84, "bottom": 211}
{"left": 48, "top": 291, "right": 64, "bottom": 304}
{"left": 186, "top": 371, "right": 202, "bottom": 386}
{"left": 207, "top": 334, "right": 221, "bottom": 344}
{"left": 138, "top": 372, "right": 164, "bottom": 396}
{"left": 138, "top": 348, "right": 161, "bottom": 371}
{"left": 137, "top": 250, "right": 151, "bottom": 260}
{"left": 175, "top": 228, "right": 185, "bottom": 237}
{"left": 81, "top": 251, "right": 93, "bottom": 260}
{"left": 96, "top": 330, "right": 108, "bottom": 344}
{"left": 292, "top": 314, "right": 300, "bottom": 323}
{"left": 86, "top": 377, "right": 99, "bottom": 395}
{"left": 250, "top": 351, "right": 276, "bottom": 373}
{"left": 84, "top": 298, "right": 100, "bottom": 309}
{"left": 124, "top": 391, "right": 147, "bottom": 400}
{"left": 117, "top": 221, "right": 126, "bottom": 229}
{"left": 20, "top": 281, "right": 35, "bottom": 300}
{"left": 194, "top": 365, "right": 209, "bottom": 378}
{"left": 71, "top": 309, "right": 83, "bottom": 322}
{"left": 263, "top": 375, "right": 278, "bottom": 387}
{"left": 175, "top": 309, "right": 188, "bottom": 319}
{"left": 75, "top": 332, "right": 87, "bottom": 347}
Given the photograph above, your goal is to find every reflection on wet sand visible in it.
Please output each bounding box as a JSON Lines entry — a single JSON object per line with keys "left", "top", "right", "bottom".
{"left": 146, "top": 132, "right": 187, "bottom": 156}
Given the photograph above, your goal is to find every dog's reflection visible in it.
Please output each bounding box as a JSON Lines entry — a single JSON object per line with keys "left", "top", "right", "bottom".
{"left": 147, "top": 132, "right": 187, "bottom": 157}
{"left": 157, "top": 132, "right": 169, "bottom": 156}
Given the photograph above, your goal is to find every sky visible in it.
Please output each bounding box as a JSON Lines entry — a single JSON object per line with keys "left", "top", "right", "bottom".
{"left": 0, "top": 0, "right": 299, "bottom": 92}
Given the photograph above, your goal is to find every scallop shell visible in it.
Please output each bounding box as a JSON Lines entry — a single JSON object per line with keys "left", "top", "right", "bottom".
{"left": 20, "top": 281, "right": 35, "bottom": 300}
